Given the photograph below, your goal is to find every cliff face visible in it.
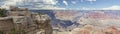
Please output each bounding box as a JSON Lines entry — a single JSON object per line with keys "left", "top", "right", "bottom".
{"left": 54, "top": 10, "right": 81, "bottom": 20}
{"left": 32, "top": 13, "right": 53, "bottom": 34}
{"left": 0, "top": 6, "right": 53, "bottom": 34}
{"left": 0, "top": 17, "right": 14, "bottom": 33}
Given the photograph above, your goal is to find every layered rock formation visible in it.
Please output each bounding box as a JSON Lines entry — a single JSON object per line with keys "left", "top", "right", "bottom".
{"left": 0, "top": 6, "right": 53, "bottom": 34}
{"left": 53, "top": 10, "right": 120, "bottom": 34}
{"left": 0, "top": 17, "right": 14, "bottom": 34}
{"left": 70, "top": 25, "right": 120, "bottom": 34}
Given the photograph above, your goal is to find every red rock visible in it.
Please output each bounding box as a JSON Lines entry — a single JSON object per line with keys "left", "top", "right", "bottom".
{"left": 103, "top": 26, "right": 119, "bottom": 34}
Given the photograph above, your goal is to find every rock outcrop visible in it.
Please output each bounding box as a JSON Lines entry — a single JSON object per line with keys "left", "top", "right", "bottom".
{"left": 0, "top": 6, "right": 53, "bottom": 34}
{"left": 32, "top": 13, "right": 53, "bottom": 34}
{"left": 8, "top": 6, "right": 31, "bottom": 17}
{"left": 0, "top": 17, "right": 14, "bottom": 34}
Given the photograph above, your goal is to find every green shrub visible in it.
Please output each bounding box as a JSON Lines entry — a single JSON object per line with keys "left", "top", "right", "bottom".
{"left": 0, "top": 31, "right": 5, "bottom": 34}
{"left": 0, "top": 8, "right": 6, "bottom": 17}
{"left": 10, "top": 28, "right": 26, "bottom": 34}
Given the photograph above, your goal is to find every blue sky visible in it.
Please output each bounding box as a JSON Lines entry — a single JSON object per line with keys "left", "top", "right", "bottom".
{"left": 0, "top": 0, "right": 120, "bottom": 10}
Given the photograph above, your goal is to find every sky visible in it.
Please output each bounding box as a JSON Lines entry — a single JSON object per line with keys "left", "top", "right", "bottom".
{"left": 0, "top": 0, "right": 120, "bottom": 10}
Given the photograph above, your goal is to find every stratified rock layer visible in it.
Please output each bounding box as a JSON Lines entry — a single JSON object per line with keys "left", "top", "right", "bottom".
{"left": 70, "top": 25, "right": 120, "bottom": 34}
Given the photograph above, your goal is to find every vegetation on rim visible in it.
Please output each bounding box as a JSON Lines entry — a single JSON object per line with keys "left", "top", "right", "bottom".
{"left": 0, "top": 8, "right": 7, "bottom": 17}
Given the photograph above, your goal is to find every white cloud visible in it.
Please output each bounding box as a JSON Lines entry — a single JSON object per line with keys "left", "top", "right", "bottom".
{"left": 42, "top": 0, "right": 58, "bottom": 5}
{"left": 86, "top": 0, "right": 96, "bottom": 4}
{"left": 27, "top": 0, "right": 65, "bottom": 10}
{"left": 4, "top": 0, "right": 23, "bottom": 6}
{"left": 0, "top": 0, "right": 24, "bottom": 9}
{"left": 86, "top": 0, "right": 96, "bottom": 2}
{"left": 27, "top": 5, "right": 66, "bottom": 10}
{"left": 81, "top": 0, "right": 96, "bottom": 2}
{"left": 79, "top": 0, "right": 97, "bottom": 4}
{"left": 81, "top": 7, "right": 96, "bottom": 10}
{"left": 71, "top": 1, "right": 77, "bottom": 4}
{"left": 38, "top": 5, "right": 66, "bottom": 10}
{"left": 0, "top": 0, "right": 65, "bottom": 10}
{"left": 103, "top": 5, "right": 120, "bottom": 10}
{"left": 63, "top": 0, "right": 68, "bottom": 6}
